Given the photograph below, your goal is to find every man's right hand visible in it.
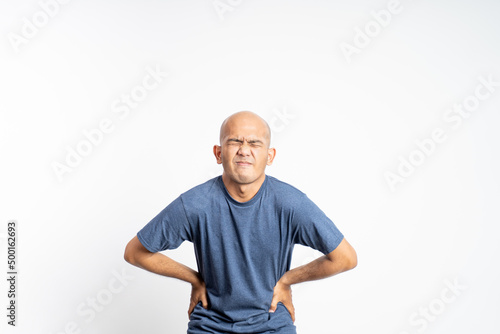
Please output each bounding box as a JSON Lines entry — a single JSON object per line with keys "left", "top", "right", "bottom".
{"left": 188, "top": 278, "right": 209, "bottom": 319}
{"left": 124, "top": 236, "right": 210, "bottom": 319}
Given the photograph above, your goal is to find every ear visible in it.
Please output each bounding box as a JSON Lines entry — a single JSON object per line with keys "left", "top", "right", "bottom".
{"left": 267, "top": 148, "right": 276, "bottom": 166}
{"left": 213, "top": 145, "right": 223, "bottom": 164}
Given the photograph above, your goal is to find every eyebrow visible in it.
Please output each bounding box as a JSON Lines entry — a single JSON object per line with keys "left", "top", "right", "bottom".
{"left": 227, "top": 138, "right": 264, "bottom": 144}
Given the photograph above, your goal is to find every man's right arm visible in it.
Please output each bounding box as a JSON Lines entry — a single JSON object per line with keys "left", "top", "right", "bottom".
{"left": 124, "top": 236, "right": 208, "bottom": 317}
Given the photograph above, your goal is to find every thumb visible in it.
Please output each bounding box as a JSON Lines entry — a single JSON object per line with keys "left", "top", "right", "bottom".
{"left": 268, "top": 298, "right": 278, "bottom": 313}
{"left": 200, "top": 294, "right": 209, "bottom": 309}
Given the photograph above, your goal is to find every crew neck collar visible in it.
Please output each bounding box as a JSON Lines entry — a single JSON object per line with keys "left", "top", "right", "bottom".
{"left": 218, "top": 175, "right": 268, "bottom": 206}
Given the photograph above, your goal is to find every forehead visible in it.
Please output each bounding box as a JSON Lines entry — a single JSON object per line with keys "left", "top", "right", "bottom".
{"left": 222, "top": 118, "right": 268, "bottom": 139}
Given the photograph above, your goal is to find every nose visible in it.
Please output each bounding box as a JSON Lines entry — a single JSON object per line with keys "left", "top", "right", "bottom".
{"left": 237, "top": 142, "right": 251, "bottom": 156}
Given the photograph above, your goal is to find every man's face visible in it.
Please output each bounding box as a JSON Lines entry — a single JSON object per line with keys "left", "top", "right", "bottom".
{"left": 214, "top": 115, "right": 275, "bottom": 185}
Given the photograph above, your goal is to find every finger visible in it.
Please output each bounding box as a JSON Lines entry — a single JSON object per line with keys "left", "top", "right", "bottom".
{"left": 200, "top": 294, "right": 208, "bottom": 309}
{"left": 188, "top": 302, "right": 195, "bottom": 319}
{"left": 268, "top": 298, "right": 278, "bottom": 313}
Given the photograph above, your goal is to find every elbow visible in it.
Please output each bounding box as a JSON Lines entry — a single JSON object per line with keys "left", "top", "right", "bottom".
{"left": 124, "top": 240, "right": 137, "bottom": 265}
{"left": 346, "top": 250, "right": 357, "bottom": 271}
{"left": 341, "top": 238, "right": 357, "bottom": 271}
{"left": 124, "top": 236, "right": 153, "bottom": 267}
{"left": 342, "top": 246, "right": 357, "bottom": 272}
{"left": 327, "top": 238, "right": 358, "bottom": 273}
{"left": 124, "top": 247, "right": 133, "bottom": 265}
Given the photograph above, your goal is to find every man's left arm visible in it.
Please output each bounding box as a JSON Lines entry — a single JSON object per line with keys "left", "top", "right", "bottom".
{"left": 268, "top": 238, "right": 357, "bottom": 322}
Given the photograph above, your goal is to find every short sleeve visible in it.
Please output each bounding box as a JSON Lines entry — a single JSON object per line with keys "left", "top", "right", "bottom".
{"left": 292, "top": 194, "right": 344, "bottom": 255}
{"left": 137, "top": 196, "right": 192, "bottom": 253}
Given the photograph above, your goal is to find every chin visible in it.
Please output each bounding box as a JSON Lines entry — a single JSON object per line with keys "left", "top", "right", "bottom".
{"left": 230, "top": 172, "right": 258, "bottom": 185}
{"left": 234, "top": 175, "right": 256, "bottom": 184}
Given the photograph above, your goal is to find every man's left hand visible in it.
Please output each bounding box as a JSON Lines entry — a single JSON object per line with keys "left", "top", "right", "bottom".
{"left": 269, "top": 280, "right": 295, "bottom": 322}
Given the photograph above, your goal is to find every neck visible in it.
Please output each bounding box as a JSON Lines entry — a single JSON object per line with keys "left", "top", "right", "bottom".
{"left": 222, "top": 173, "right": 266, "bottom": 202}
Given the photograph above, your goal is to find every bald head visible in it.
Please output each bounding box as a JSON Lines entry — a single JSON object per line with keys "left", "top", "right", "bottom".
{"left": 219, "top": 111, "right": 271, "bottom": 147}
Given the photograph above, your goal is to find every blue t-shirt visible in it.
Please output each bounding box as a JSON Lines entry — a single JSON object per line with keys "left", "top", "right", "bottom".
{"left": 137, "top": 175, "right": 344, "bottom": 334}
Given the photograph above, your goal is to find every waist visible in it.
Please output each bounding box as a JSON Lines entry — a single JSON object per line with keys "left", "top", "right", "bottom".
{"left": 188, "top": 302, "right": 295, "bottom": 334}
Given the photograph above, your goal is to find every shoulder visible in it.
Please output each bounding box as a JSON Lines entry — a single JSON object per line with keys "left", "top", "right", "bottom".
{"left": 179, "top": 176, "right": 221, "bottom": 208}
{"left": 266, "top": 175, "right": 308, "bottom": 206}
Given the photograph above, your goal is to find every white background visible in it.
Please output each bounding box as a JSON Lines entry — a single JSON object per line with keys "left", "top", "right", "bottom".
{"left": 1, "top": 0, "right": 499, "bottom": 333}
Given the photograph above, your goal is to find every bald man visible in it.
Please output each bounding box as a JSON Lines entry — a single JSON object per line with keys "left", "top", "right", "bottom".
{"left": 124, "top": 111, "right": 357, "bottom": 333}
